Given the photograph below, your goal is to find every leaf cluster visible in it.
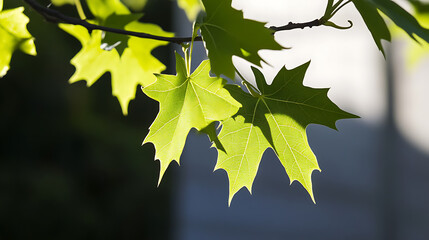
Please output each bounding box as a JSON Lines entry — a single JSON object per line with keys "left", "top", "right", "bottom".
{"left": 1, "top": 0, "right": 429, "bottom": 204}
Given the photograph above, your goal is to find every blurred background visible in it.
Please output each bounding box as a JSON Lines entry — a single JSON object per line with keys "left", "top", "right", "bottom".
{"left": 0, "top": 0, "right": 429, "bottom": 239}
{"left": 0, "top": 0, "right": 174, "bottom": 239}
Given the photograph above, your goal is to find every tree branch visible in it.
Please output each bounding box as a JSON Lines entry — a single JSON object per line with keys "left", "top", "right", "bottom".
{"left": 24, "top": 0, "right": 200, "bottom": 43}
{"left": 269, "top": 19, "right": 322, "bottom": 31}
{"left": 24, "top": 0, "right": 328, "bottom": 44}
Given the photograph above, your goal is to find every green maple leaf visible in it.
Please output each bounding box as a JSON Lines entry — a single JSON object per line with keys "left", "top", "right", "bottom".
{"left": 143, "top": 53, "right": 241, "bottom": 183}
{"left": 354, "top": 0, "right": 429, "bottom": 55}
{"left": 59, "top": 24, "right": 119, "bottom": 86}
{"left": 199, "top": 0, "right": 283, "bottom": 78}
{"left": 60, "top": 3, "right": 173, "bottom": 115}
{"left": 51, "top": 0, "right": 75, "bottom": 6}
{"left": 177, "top": 0, "right": 202, "bottom": 21}
{"left": 0, "top": 1, "right": 36, "bottom": 77}
{"left": 102, "top": 13, "right": 143, "bottom": 54}
{"left": 113, "top": 22, "right": 174, "bottom": 113}
{"left": 406, "top": 13, "right": 429, "bottom": 67}
{"left": 352, "top": 0, "right": 391, "bottom": 56}
{"left": 215, "top": 63, "right": 358, "bottom": 204}
{"left": 372, "top": 0, "right": 429, "bottom": 43}
{"left": 121, "top": 0, "right": 148, "bottom": 12}
{"left": 390, "top": 10, "right": 429, "bottom": 68}
{"left": 87, "top": 0, "right": 130, "bottom": 21}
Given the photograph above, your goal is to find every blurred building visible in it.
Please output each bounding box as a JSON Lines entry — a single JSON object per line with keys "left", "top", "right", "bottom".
{"left": 172, "top": 1, "right": 429, "bottom": 240}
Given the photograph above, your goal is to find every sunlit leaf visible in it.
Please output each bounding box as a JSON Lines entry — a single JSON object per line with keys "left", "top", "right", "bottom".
{"left": 354, "top": 0, "right": 429, "bottom": 55}
{"left": 87, "top": 0, "right": 130, "bottom": 21}
{"left": 199, "top": 0, "right": 283, "bottom": 78}
{"left": 113, "top": 21, "right": 174, "bottom": 114}
{"left": 373, "top": 0, "right": 429, "bottom": 43}
{"left": 61, "top": 20, "right": 173, "bottom": 114}
{"left": 178, "top": 0, "right": 202, "bottom": 21}
{"left": 143, "top": 53, "right": 241, "bottom": 183}
{"left": 352, "top": 0, "right": 391, "bottom": 55}
{"left": 121, "top": 0, "right": 148, "bottom": 12}
{"left": 216, "top": 63, "right": 358, "bottom": 204}
{"left": 0, "top": 4, "right": 36, "bottom": 77}
{"left": 51, "top": 0, "right": 75, "bottom": 6}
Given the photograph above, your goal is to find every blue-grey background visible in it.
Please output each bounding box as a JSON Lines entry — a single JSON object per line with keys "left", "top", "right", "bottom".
{"left": 0, "top": 1, "right": 428, "bottom": 240}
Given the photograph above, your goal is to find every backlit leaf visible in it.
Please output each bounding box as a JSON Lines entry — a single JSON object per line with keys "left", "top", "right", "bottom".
{"left": 199, "top": 0, "right": 283, "bottom": 78}
{"left": 373, "top": 0, "right": 429, "bottom": 43}
{"left": 113, "top": 22, "right": 174, "bottom": 113}
{"left": 354, "top": 0, "right": 429, "bottom": 55}
{"left": 178, "top": 0, "right": 202, "bottom": 21}
{"left": 352, "top": 0, "right": 391, "bottom": 55}
{"left": 216, "top": 63, "right": 358, "bottom": 204}
{"left": 143, "top": 53, "right": 241, "bottom": 183}
{"left": 0, "top": 3, "right": 36, "bottom": 78}
{"left": 406, "top": 12, "right": 429, "bottom": 67}
{"left": 59, "top": 24, "right": 119, "bottom": 86}
{"left": 60, "top": 17, "right": 173, "bottom": 115}
{"left": 87, "top": 0, "right": 130, "bottom": 21}
{"left": 391, "top": 10, "right": 429, "bottom": 68}
{"left": 51, "top": 0, "right": 75, "bottom": 6}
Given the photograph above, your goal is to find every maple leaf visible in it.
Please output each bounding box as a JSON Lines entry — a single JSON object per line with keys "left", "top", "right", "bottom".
{"left": 354, "top": 0, "right": 429, "bottom": 55}
{"left": 50, "top": 0, "right": 75, "bottom": 6}
{"left": 102, "top": 13, "right": 143, "bottom": 54}
{"left": 143, "top": 53, "right": 241, "bottom": 184}
{"left": 121, "top": 0, "right": 148, "bottom": 12}
{"left": 87, "top": 0, "right": 130, "bottom": 21}
{"left": 177, "top": 0, "right": 203, "bottom": 21}
{"left": 372, "top": 0, "right": 429, "bottom": 43}
{"left": 60, "top": 2, "right": 173, "bottom": 115}
{"left": 0, "top": 1, "right": 36, "bottom": 77}
{"left": 198, "top": 0, "right": 283, "bottom": 78}
{"left": 406, "top": 13, "right": 429, "bottom": 67}
{"left": 112, "top": 21, "right": 174, "bottom": 113}
{"left": 59, "top": 24, "right": 119, "bottom": 86}
{"left": 215, "top": 62, "right": 358, "bottom": 204}
{"left": 390, "top": 11, "right": 429, "bottom": 68}
{"left": 352, "top": 0, "right": 391, "bottom": 56}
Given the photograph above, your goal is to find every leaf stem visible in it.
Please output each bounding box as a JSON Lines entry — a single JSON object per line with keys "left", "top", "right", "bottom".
{"left": 331, "top": 0, "right": 345, "bottom": 14}
{"left": 234, "top": 67, "right": 261, "bottom": 97}
{"left": 182, "top": 43, "right": 191, "bottom": 76}
{"left": 324, "top": 0, "right": 335, "bottom": 15}
{"left": 330, "top": 0, "right": 352, "bottom": 18}
{"left": 73, "top": 0, "right": 86, "bottom": 20}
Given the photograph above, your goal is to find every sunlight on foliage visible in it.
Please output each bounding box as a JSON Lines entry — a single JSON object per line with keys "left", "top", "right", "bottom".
{"left": 405, "top": 13, "right": 429, "bottom": 68}
{"left": 178, "top": 0, "right": 202, "bottom": 21}
{"left": 199, "top": 0, "right": 283, "bottom": 78}
{"left": 389, "top": 5, "right": 429, "bottom": 68}
{"left": 122, "top": 0, "right": 148, "bottom": 12}
{"left": 215, "top": 63, "right": 357, "bottom": 204}
{"left": 352, "top": 0, "right": 391, "bottom": 56}
{"left": 354, "top": 0, "right": 429, "bottom": 57}
{"left": 51, "top": 0, "right": 75, "bottom": 6}
{"left": 0, "top": 1, "right": 36, "bottom": 78}
{"left": 60, "top": 1, "right": 173, "bottom": 115}
{"left": 143, "top": 53, "right": 241, "bottom": 184}
{"left": 11, "top": 0, "right": 429, "bottom": 204}
{"left": 87, "top": 0, "right": 130, "bottom": 21}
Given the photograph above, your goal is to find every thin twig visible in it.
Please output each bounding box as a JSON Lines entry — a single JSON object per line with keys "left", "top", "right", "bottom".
{"left": 269, "top": 19, "right": 322, "bottom": 32}
{"left": 24, "top": 0, "right": 200, "bottom": 43}
{"left": 24, "top": 0, "right": 333, "bottom": 44}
